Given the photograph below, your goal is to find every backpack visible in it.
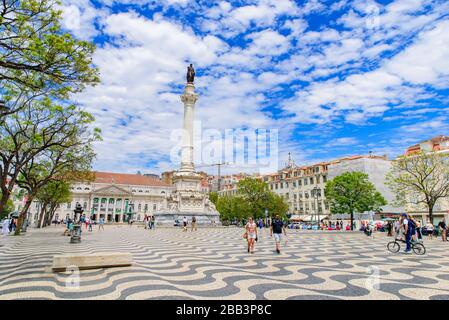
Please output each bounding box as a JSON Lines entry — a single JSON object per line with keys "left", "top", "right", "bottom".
{"left": 408, "top": 219, "right": 417, "bottom": 229}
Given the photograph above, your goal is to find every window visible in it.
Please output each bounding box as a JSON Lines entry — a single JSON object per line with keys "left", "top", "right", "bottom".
{"left": 304, "top": 179, "right": 308, "bottom": 185}
{"left": 67, "top": 203, "right": 71, "bottom": 209}
{"left": 293, "top": 181, "right": 296, "bottom": 188}
{"left": 323, "top": 175, "right": 327, "bottom": 182}
{"left": 138, "top": 204, "right": 141, "bottom": 211}
{"left": 298, "top": 180, "right": 302, "bottom": 186}
{"left": 83, "top": 202, "right": 87, "bottom": 209}
{"left": 144, "top": 204, "right": 148, "bottom": 212}
{"left": 84, "top": 187, "right": 90, "bottom": 190}
{"left": 310, "top": 177, "right": 314, "bottom": 184}
{"left": 316, "top": 176, "right": 320, "bottom": 184}
{"left": 153, "top": 204, "right": 157, "bottom": 210}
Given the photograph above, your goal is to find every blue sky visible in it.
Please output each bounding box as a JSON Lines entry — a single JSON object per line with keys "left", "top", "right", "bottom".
{"left": 60, "top": 0, "right": 449, "bottom": 174}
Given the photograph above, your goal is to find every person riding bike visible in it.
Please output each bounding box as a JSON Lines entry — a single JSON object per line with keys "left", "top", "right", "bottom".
{"left": 401, "top": 213, "right": 414, "bottom": 254}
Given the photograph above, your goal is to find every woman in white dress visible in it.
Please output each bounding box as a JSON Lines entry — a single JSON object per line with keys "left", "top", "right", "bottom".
{"left": 2, "top": 218, "right": 10, "bottom": 235}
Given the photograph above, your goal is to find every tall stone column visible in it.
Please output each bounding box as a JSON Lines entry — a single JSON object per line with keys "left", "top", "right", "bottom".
{"left": 179, "top": 83, "right": 198, "bottom": 174}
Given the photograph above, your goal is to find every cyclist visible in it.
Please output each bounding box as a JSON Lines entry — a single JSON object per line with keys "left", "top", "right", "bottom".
{"left": 401, "top": 213, "right": 413, "bottom": 254}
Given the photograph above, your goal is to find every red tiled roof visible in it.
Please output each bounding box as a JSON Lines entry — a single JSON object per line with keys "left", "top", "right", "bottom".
{"left": 94, "top": 172, "right": 170, "bottom": 187}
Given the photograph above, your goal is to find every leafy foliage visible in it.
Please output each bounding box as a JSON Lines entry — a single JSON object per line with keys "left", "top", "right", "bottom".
{"left": 386, "top": 151, "right": 449, "bottom": 223}
{"left": 325, "top": 171, "right": 387, "bottom": 229}
{"left": 35, "top": 179, "right": 71, "bottom": 227}
{"left": 0, "top": 0, "right": 99, "bottom": 116}
{"left": 216, "top": 177, "right": 289, "bottom": 222}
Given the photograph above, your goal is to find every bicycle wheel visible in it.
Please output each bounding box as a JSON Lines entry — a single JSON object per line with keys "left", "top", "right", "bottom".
{"left": 387, "top": 241, "right": 400, "bottom": 253}
{"left": 412, "top": 243, "right": 426, "bottom": 255}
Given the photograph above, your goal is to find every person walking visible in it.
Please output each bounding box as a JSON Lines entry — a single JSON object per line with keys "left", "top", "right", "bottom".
{"left": 88, "top": 219, "right": 93, "bottom": 232}
{"left": 191, "top": 215, "right": 197, "bottom": 231}
{"left": 245, "top": 217, "right": 258, "bottom": 254}
{"left": 151, "top": 216, "right": 155, "bottom": 230}
{"left": 426, "top": 222, "right": 434, "bottom": 239}
{"left": 271, "top": 215, "right": 287, "bottom": 254}
{"left": 9, "top": 218, "right": 16, "bottom": 233}
{"left": 2, "top": 218, "right": 10, "bottom": 235}
{"left": 182, "top": 216, "right": 188, "bottom": 231}
{"left": 438, "top": 220, "right": 447, "bottom": 242}
{"left": 99, "top": 217, "right": 105, "bottom": 231}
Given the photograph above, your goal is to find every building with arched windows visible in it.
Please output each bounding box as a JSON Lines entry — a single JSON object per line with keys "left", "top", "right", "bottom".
{"left": 22, "top": 172, "right": 174, "bottom": 226}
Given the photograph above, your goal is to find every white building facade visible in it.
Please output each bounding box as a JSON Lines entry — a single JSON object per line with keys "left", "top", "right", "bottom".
{"left": 23, "top": 172, "right": 175, "bottom": 226}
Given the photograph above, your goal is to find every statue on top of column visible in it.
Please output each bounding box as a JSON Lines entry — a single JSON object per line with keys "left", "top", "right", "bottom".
{"left": 186, "top": 64, "right": 195, "bottom": 83}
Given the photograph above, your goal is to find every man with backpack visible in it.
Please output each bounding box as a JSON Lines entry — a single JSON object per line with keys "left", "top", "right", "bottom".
{"left": 401, "top": 213, "right": 415, "bottom": 254}
{"left": 271, "top": 215, "right": 287, "bottom": 254}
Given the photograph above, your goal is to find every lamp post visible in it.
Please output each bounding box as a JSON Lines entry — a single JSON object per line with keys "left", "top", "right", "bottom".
{"left": 312, "top": 186, "right": 320, "bottom": 230}
{"left": 71, "top": 203, "right": 84, "bottom": 243}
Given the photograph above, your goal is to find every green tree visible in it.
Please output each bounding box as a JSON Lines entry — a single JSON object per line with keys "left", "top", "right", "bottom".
{"left": 214, "top": 177, "right": 289, "bottom": 222}
{"left": 265, "top": 193, "right": 289, "bottom": 219}
{"left": 237, "top": 177, "right": 270, "bottom": 218}
{"left": 0, "top": 100, "right": 100, "bottom": 215}
{"left": 0, "top": 196, "right": 14, "bottom": 219}
{"left": 324, "top": 171, "right": 387, "bottom": 230}
{"left": 12, "top": 105, "right": 99, "bottom": 235}
{"left": 386, "top": 152, "right": 449, "bottom": 224}
{"left": 35, "top": 179, "right": 71, "bottom": 228}
{"left": 0, "top": 0, "right": 99, "bottom": 117}
{"left": 209, "top": 191, "right": 218, "bottom": 206}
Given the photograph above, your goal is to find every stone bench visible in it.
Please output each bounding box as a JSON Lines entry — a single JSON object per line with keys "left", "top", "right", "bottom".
{"left": 52, "top": 252, "right": 132, "bottom": 272}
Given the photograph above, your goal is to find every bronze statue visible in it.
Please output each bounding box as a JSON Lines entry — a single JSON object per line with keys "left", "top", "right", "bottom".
{"left": 187, "top": 64, "right": 195, "bottom": 83}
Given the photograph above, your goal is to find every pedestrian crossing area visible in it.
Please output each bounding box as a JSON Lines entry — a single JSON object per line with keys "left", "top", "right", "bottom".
{"left": 0, "top": 226, "right": 448, "bottom": 300}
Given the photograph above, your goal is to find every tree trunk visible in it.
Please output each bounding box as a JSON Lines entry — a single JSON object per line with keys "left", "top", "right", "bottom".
{"left": 37, "top": 203, "right": 48, "bottom": 228}
{"left": 46, "top": 204, "right": 57, "bottom": 226}
{"left": 350, "top": 210, "right": 354, "bottom": 231}
{"left": 0, "top": 188, "right": 11, "bottom": 214}
{"left": 428, "top": 204, "right": 434, "bottom": 225}
{"left": 14, "top": 197, "right": 33, "bottom": 236}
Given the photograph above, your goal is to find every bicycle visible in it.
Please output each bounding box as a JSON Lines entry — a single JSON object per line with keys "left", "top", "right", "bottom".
{"left": 387, "top": 237, "right": 426, "bottom": 255}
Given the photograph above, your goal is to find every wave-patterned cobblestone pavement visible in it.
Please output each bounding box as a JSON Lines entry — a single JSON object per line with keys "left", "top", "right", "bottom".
{"left": 1, "top": 226, "right": 449, "bottom": 300}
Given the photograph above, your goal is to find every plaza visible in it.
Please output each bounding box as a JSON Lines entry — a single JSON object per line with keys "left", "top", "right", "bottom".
{"left": 1, "top": 226, "right": 449, "bottom": 300}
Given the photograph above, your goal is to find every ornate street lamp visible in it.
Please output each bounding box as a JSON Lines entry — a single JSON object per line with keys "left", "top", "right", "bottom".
{"left": 71, "top": 203, "right": 84, "bottom": 243}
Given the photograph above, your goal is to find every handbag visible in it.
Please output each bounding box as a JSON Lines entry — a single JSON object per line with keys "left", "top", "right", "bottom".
{"left": 243, "top": 232, "right": 248, "bottom": 239}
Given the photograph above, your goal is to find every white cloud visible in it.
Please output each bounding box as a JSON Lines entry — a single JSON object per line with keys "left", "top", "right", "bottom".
{"left": 58, "top": 0, "right": 449, "bottom": 173}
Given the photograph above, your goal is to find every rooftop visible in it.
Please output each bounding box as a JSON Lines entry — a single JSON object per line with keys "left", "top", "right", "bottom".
{"left": 93, "top": 172, "right": 170, "bottom": 187}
